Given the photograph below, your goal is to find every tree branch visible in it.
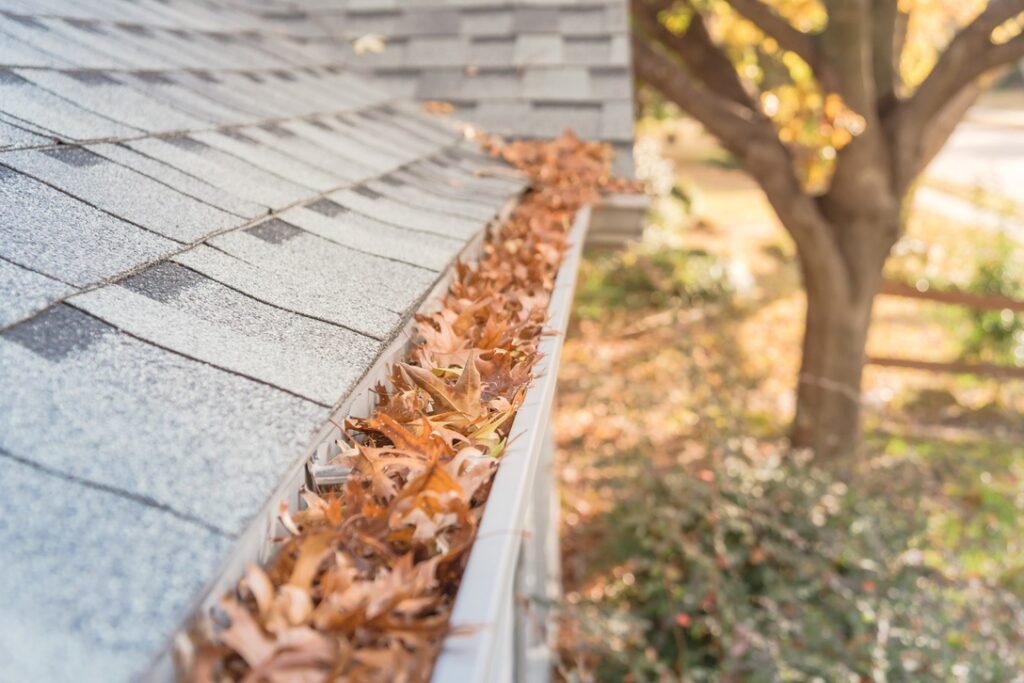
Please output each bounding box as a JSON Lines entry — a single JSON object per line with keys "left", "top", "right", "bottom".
{"left": 871, "top": 0, "right": 901, "bottom": 107}
{"left": 631, "top": 35, "right": 848, "bottom": 298}
{"left": 916, "top": 66, "right": 1008, "bottom": 178}
{"left": 725, "top": 0, "right": 819, "bottom": 66}
{"left": 907, "top": 0, "right": 1024, "bottom": 129}
{"left": 724, "top": 0, "right": 842, "bottom": 94}
{"left": 630, "top": 35, "right": 763, "bottom": 146}
{"left": 631, "top": 0, "right": 755, "bottom": 108}
{"left": 887, "top": 2, "right": 1024, "bottom": 192}
{"left": 822, "top": 0, "right": 875, "bottom": 112}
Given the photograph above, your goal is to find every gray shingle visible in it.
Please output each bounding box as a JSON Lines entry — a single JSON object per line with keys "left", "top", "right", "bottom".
{"left": 0, "top": 24, "right": 72, "bottom": 67}
{"left": 398, "top": 8, "right": 460, "bottom": 35}
{"left": 151, "top": 28, "right": 249, "bottom": 69}
{"left": 513, "top": 6, "right": 560, "bottom": 32}
{"left": 99, "top": 23, "right": 214, "bottom": 70}
{"left": 1, "top": 146, "right": 241, "bottom": 243}
{"left": 344, "top": 109, "right": 442, "bottom": 158}
{"left": 168, "top": 70, "right": 277, "bottom": 121}
{"left": 604, "top": 1, "right": 629, "bottom": 31}
{"left": 216, "top": 70, "right": 324, "bottom": 117}
{"left": 16, "top": 69, "right": 209, "bottom": 134}
{"left": 0, "top": 454, "right": 231, "bottom": 683}
{"left": 0, "top": 69, "right": 140, "bottom": 142}
{"left": 611, "top": 140, "right": 634, "bottom": 177}
{"left": 269, "top": 70, "right": 365, "bottom": 114}
{"left": 72, "top": 263, "right": 382, "bottom": 405}
{"left": 609, "top": 33, "right": 629, "bottom": 65}
{"left": 563, "top": 35, "right": 612, "bottom": 65}
{"left": 327, "top": 113, "right": 423, "bottom": 163}
{"left": 0, "top": 15, "right": 120, "bottom": 69}
{"left": 340, "top": 8, "right": 401, "bottom": 36}
{"left": 513, "top": 34, "right": 565, "bottom": 66}
{"left": 468, "top": 34, "right": 516, "bottom": 65}
{"left": 407, "top": 152, "right": 525, "bottom": 199}
{"left": 420, "top": 67, "right": 521, "bottom": 100}
{"left": 523, "top": 66, "right": 592, "bottom": 99}
{"left": 283, "top": 200, "right": 465, "bottom": 271}
{"left": 407, "top": 36, "right": 470, "bottom": 66}
{"left": 415, "top": 69, "right": 465, "bottom": 100}
{"left": 115, "top": 70, "right": 247, "bottom": 127}
{"left": 89, "top": 142, "right": 266, "bottom": 219}
{"left": 601, "top": 100, "right": 635, "bottom": 140}
{"left": 344, "top": 37, "right": 411, "bottom": 69}
{"left": 365, "top": 177, "right": 498, "bottom": 221}
{"left": 471, "top": 99, "right": 531, "bottom": 135}
{"left": 172, "top": 243, "right": 403, "bottom": 339}
{"left": 0, "top": 258, "right": 75, "bottom": 328}
{"left": 0, "top": 114, "right": 52, "bottom": 149}
{"left": 526, "top": 101, "right": 602, "bottom": 138}
{"left": 0, "top": 4, "right": 633, "bottom": 681}
{"left": 558, "top": 5, "right": 607, "bottom": 33}
{"left": 279, "top": 117, "right": 404, "bottom": 174}
{"left": 590, "top": 65, "right": 631, "bottom": 98}
{"left": 0, "top": 167, "right": 177, "bottom": 286}
{"left": 0, "top": 304, "right": 325, "bottom": 534}
{"left": 49, "top": 19, "right": 176, "bottom": 70}
{"left": 206, "top": 220, "right": 439, "bottom": 317}
{"left": 50, "top": 0, "right": 174, "bottom": 25}
{"left": 460, "top": 7, "right": 513, "bottom": 35}
{"left": 344, "top": 0, "right": 635, "bottom": 172}
{"left": 392, "top": 165, "right": 517, "bottom": 206}
{"left": 329, "top": 186, "right": 484, "bottom": 240}
{"left": 190, "top": 129, "right": 339, "bottom": 193}
{"left": 124, "top": 135, "right": 312, "bottom": 209}
{"left": 241, "top": 123, "right": 375, "bottom": 184}
{"left": 364, "top": 68, "right": 419, "bottom": 98}
{"left": 385, "top": 103, "right": 462, "bottom": 146}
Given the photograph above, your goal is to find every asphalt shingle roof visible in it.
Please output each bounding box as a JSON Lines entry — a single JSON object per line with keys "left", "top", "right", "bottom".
{"left": 325, "top": 0, "right": 636, "bottom": 174}
{"left": 0, "top": 3, "right": 529, "bottom": 680}
{"left": 0, "top": 0, "right": 632, "bottom": 679}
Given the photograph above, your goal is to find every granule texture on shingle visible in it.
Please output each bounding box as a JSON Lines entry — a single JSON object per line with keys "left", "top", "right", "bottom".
{"left": 1, "top": 147, "right": 241, "bottom": 243}
{"left": 0, "top": 167, "right": 177, "bottom": 286}
{"left": 0, "top": 454, "right": 232, "bottom": 683}
{"left": 72, "top": 262, "right": 383, "bottom": 405}
{"left": 0, "top": 305, "right": 326, "bottom": 534}
{"left": 0, "top": 258, "right": 75, "bottom": 328}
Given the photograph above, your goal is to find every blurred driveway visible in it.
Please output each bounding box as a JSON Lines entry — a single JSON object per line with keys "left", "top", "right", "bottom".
{"left": 917, "top": 106, "right": 1024, "bottom": 240}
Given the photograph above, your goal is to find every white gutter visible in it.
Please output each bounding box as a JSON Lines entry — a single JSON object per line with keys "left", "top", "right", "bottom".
{"left": 152, "top": 196, "right": 522, "bottom": 681}
{"left": 431, "top": 204, "right": 591, "bottom": 683}
{"left": 151, "top": 195, "right": 587, "bottom": 683}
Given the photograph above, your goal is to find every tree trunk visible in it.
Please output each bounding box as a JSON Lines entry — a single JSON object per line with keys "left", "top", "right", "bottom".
{"left": 790, "top": 281, "right": 875, "bottom": 459}
{"left": 789, "top": 213, "right": 895, "bottom": 460}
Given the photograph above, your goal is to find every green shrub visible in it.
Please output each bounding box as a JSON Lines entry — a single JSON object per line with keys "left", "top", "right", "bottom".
{"left": 960, "top": 236, "right": 1024, "bottom": 367}
{"left": 563, "top": 446, "right": 1024, "bottom": 682}
{"left": 574, "top": 247, "right": 734, "bottom": 319}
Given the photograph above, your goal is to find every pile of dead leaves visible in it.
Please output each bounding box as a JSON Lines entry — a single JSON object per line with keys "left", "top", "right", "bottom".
{"left": 189, "top": 132, "right": 631, "bottom": 683}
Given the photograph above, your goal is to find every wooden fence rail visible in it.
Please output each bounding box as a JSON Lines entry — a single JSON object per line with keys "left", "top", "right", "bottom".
{"left": 867, "top": 355, "right": 1024, "bottom": 379}
{"left": 868, "top": 279, "right": 1024, "bottom": 379}
{"left": 879, "top": 280, "right": 1024, "bottom": 313}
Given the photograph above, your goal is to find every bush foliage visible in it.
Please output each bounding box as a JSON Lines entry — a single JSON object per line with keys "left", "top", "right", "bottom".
{"left": 574, "top": 247, "right": 734, "bottom": 319}
{"left": 564, "top": 443, "right": 1024, "bottom": 682}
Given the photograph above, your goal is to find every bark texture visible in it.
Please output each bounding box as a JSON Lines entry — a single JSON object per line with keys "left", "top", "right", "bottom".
{"left": 630, "top": 0, "right": 1024, "bottom": 457}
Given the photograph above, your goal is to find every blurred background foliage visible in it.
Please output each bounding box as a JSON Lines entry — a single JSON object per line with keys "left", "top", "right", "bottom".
{"left": 641, "top": 0, "right": 998, "bottom": 191}
{"left": 555, "top": 79, "right": 1024, "bottom": 677}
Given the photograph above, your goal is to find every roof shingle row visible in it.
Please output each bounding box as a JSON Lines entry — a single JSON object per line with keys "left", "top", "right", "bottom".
{"left": 0, "top": 3, "right": 529, "bottom": 680}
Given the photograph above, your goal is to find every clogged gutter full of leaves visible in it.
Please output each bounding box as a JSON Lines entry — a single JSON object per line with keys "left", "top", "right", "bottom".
{"left": 190, "top": 132, "right": 633, "bottom": 682}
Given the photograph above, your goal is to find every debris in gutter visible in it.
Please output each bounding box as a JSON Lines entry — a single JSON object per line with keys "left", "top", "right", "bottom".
{"left": 188, "top": 131, "right": 637, "bottom": 683}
